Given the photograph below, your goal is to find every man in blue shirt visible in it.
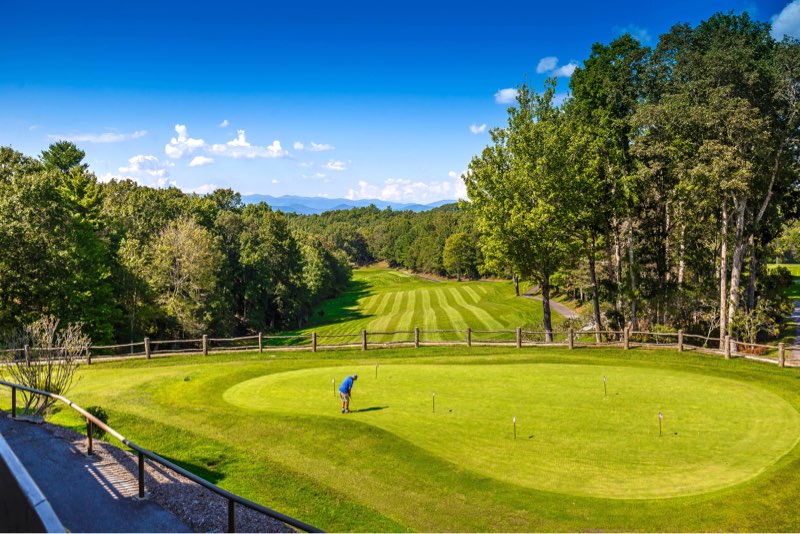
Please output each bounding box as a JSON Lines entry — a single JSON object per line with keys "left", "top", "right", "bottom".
{"left": 339, "top": 374, "right": 358, "bottom": 413}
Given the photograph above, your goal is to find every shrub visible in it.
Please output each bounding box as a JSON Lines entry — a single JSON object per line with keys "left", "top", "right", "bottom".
{"left": 85, "top": 406, "right": 109, "bottom": 439}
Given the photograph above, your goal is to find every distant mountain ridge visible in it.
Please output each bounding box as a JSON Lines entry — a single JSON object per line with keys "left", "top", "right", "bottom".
{"left": 241, "top": 194, "right": 455, "bottom": 214}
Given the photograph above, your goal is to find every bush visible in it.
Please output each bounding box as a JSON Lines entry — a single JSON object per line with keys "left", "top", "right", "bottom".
{"left": 85, "top": 405, "right": 109, "bottom": 439}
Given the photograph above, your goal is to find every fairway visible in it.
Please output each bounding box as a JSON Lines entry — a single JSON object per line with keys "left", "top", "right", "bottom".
{"left": 295, "top": 268, "right": 551, "bottom": 341}
{"left": 225, "top": 363, "right": 800, "bottom": 499}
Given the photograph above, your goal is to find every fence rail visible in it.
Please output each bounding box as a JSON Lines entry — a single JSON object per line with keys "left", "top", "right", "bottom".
{"left": 0, "top": 327, "right": 792, "bottom": 368}
{"left": 0, "top": 380, "right": 322, "bottom": 533}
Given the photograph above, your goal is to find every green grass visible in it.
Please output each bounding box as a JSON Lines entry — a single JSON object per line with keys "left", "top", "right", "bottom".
{"left": 770, "top": 263, "right": 800, "bottom": 277}
{"left": 289, "top": 268, "right": 553, "bottom": 344}
{"left": 4, "top": 346, "right": 800, "bottom": 532}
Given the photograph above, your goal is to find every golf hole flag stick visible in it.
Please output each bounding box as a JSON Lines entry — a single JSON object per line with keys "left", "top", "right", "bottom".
{"left": 376, "top": 361, "right": 378, "bottom": 378}
{"left": 658, "top": 411, "right": 663, "bottom": 437}
{"left": 432, "top": 392, "right": 435, "bottom": 413}
{"left": 513, "top": 416, "right": 517, "bottom": 439}
{"left": 332, "top": 377, "right": 335, "bottom": 397}
{"left": 603, "top": 375, "right": 607, "bottom": 397}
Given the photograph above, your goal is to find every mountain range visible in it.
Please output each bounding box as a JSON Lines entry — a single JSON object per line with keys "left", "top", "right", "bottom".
{"left": 241, "top": 194, "right": 455, "bottom": 214}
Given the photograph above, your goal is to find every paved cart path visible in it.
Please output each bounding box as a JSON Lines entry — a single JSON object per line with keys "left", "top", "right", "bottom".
{"left": 0, "top": 414, "right": 190, "bottom": 533}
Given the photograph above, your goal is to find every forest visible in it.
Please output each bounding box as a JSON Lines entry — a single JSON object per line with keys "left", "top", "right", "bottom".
{"left": 1, "top": 12, "right": 798, "bottom": 347}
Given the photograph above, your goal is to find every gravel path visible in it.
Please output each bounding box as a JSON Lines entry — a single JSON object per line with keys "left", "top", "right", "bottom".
{"left": 523, "top": 289, "right": 580, "bottom": 319}
{"left": 1, "top": 414, "right": 294, "bottom": 533}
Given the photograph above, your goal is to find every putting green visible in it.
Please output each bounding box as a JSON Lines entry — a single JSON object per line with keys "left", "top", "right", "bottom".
{"left": 224, "top": 363, "right": 800, "bottom": 499}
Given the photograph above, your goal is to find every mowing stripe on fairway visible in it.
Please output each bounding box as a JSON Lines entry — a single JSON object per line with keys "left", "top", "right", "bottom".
{"left": 434, "top": 288, "right": 466, "bottom": 331}
{"left": 461, "top": 285, "right": 482, "bottom": 304}
{"left": 448, "top": 287, "right": 505, "bottom": 330}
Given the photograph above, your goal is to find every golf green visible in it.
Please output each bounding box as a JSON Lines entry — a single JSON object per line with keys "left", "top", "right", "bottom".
{"left": 224, "top": 363, "right": 800, "bottom": 499}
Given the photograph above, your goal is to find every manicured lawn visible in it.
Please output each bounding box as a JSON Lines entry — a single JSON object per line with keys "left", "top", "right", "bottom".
{"left": 3, "top": 346, "right": 800, "bottom": 532}
{"left": 770, "top": 263, "right": 800, "bottom": 277}
{"left": 289, "top": 268, "right": 553, "bottom": 344}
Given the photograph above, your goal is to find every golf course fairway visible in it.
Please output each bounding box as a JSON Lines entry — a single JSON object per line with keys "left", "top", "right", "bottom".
{"left": 224, "top": 362, "right": 800, "bottom": 499}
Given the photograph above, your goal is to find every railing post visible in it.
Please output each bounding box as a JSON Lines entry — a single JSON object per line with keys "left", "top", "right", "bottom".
{"left": 202, "top": 334, "right": 208, "bottom": 356}
{"left": 228, "top": 499, "right": 236, "bottom": 533}
{"left": 86, "top": 420, "right": 93, "bottom": 456}
{"left": 623, "top": 329, "right": 629, "bottom": 350}
{"left": 258, "top": 332, "right": 263, "bottom": 353}
{"left": 312, "top": 332, "right": 317, "bottom": 352}
{"left": 466, "top": 327, "right": 471, "bottom": 347}
{"left": 678, "top": 330, "right": 683, "bottom": 352}
{"left": 414, "top": 327, "right": 420, "bottom": 349}
{"left": 87, "top": 347, "right": 92, "bottom": 365}
{"left": 730, "top": 337, "right": 737, "bottom": 356}
{"left": 779, "top": 342, "right": 785, "bottom": 368}
{"left": 724, "top": 335, "right": 731, "bottom": 359}
{"left": 362, "top": 329, "right": 367, "bottom": 351}
{"left": 138, "top": 450, "right": 145, "bottom": 499}
{"left": 24, "top": 344, "right": 30, "bottom": 367}
{"left": 11, "top": 387, "right": 16, "bottom": 418}
{"left": 144, "top": 337, "right": 151, "bottom": 359}
{"left": 568, "top": 328, "right": 574, "bottom": 350}
{"left": 516, "top": 327, "right": 522, "bottom": 349}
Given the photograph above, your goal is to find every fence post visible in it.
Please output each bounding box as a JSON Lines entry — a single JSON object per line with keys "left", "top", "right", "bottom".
{"left": 312, "top": 332, "right": 317, "bottom": 352}
{"left": 228, "top": 500, "right": 236, "bottom": 533}
{"left": 415, "top": 327, "right": 420, "bottom": 349}
{"left": 516, "top": 327, "right": 522, "bottom": 349}
{"left": 258, "top": 332, "right": 263, "bottom": 353}
{"left": 144, "top": 337, "right": 151, "bottom": 359}
{"left": 678, "top": 330, "right": 683, "bottom": 352}
{"left": 87, "top": 347, "right": 92, "bottom": 365}
{"left": 568, "top": 328, "right": 574, "bottom": 350}
{"left": 362, "top": 329, "right": 367, "bottom": 351}
{"left": 24, "top": 344, "right": 29, "bottom": 367}
{"left": 202, "top": 334, "right": 208, "bottom": 356}
{"left": 138, "top": 451, "right": 145, "bottom": 499}
{"left": 779, "top": 342, "right": 785, "bottom": 368}
{"left": 86, "top": 420, "right": 93, "bottom": 456}
{"left": 724, "top": 335, "right": 731, "bottom": 359}
{"left": 11, "top": 387, "right": 16, "bottom": 418}
{"left": 623, "top": 329, "right": 629, "bottom": 350}
{"left": 466, "top": 327, "right": 471, "bottom": 347}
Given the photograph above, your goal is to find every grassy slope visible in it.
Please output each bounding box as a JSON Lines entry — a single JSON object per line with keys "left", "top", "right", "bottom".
{"left": 4, "top": 347, "right": 800, "bottom": 532}
{"left": 291, "top": 268, "right": 552, "bottom": 343}
{"left": 769, "top": 263, "right": 800, "bottom": 300}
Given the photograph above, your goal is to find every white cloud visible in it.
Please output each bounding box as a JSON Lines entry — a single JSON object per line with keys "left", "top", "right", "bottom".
{"left": 49, "top": 130, "right": 147, "bottom": 144}
{"left": 308, "top": 142, "right": 335, "bottom": 152}
{"left": 119, "top": 154, "right": 174, "bottom": 178}
{"left": 552, "top": 63, "right": 578, "bottom": 77}
{"left": 186, "top": 184, "right": 219, "bottom": 195}
{"left": 219, "top": 119, "right": 229, "bottom": 128}
{"left": 448, "top": 171, "right": 459, "bottom": 179}
{"left": 165, "top": 124, "right": 206, "bottom": 159}
{"left": 469, "top": 123, "right": 487, "bottom": 135}
{"left": 272, "top": 179, "right": 279, "bottom": 184}
{"left": 346, "top": 173, "right": 468, "bottom": 204}
{"left": 98, "top": 172, "right": 177, "bottom": 189}
{"left": 324, "top": 160, "right": 348, "bottom": 171}
{"left": 297, "top": 161, "right": 314, "bottom": 168}
{"left": 495, "top": 88, "right": 518, "bottom": 104}
{"left": 189, "top": 156, "right": 214, "bottom": 167}
{"left": 614, "top": 24, "right": 652, "bottom": 43}
{"left": 293, "top": 142, "right": 305, "bottom": 150}
{"left": 536, "top": 56, "right": 558, "bottom": 73}
{"left": 553, "top": 92, "right": 570, "bottom": 106}
{"left": 210, "top": 130, "right": 288, "bottom": 159}
{"left": 772, "top": 0, "right": 800, "bottom": 39}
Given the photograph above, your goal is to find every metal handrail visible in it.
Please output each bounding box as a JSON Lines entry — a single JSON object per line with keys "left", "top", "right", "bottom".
{"left": 0, "top": 380, "right": 322, "bottom": 533}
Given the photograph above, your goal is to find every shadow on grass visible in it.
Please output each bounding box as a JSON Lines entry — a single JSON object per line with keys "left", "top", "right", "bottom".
{"left": 308, "top": 279, "right": 372, "bottom": 327}
{"left": 158, "top": 454, "right": 226, "bottom": 484}
{"left": 351, "top": 406, "right": 388, "bottom": 413}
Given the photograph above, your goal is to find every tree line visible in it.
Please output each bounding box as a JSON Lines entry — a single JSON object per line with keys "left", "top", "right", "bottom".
{"left": 466, "top": 12, "right": 799, "bottom": 344}
{"left": 0, "top": 143, "right": 351, "bottom": 344}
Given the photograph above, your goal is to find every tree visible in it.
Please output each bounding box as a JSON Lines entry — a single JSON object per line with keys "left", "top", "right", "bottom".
{"left": 466, "top": 81, "right": 579, "bottom": 340}
{"left": 143, "top": 216, "right": 223, "bottom": 336}
{"left": 40, "top": 141, "right": 88, "bottom": 174}
{"left": 443, "top": 232, "right": 474, "bottom": 281}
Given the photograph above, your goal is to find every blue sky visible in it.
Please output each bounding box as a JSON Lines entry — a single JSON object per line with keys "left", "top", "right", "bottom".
{"left": 1, "top": 0, "right": 798, "bottom": 203}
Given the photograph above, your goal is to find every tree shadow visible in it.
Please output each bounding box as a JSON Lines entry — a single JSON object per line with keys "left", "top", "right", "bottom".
{"left": 351, "top": 406, "right": 388, "bottom": 413}
{"left": 306, "top": 279, "right": 372, "bottom": 327}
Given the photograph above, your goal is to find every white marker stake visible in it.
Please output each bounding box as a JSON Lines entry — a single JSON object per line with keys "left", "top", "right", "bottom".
{"left": 658, "top": 411, "right": 663, "bottom": 437}
{"left": 513, "top": 416, "right": 517, "bottom": 439}
{"left": 333, "top": 377, "right": 336, "bottom": 397}
{"left": 603, "top": 375, "right": 607, "bottom": 397}
{"left": 432, "top": 392, "right": 435, "bottom": 413}
{"left": 376, "top": 361, "right": 379, "bottom": 379}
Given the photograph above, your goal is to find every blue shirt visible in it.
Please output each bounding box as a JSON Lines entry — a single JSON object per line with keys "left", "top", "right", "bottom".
{"left": 339, "top": 376, "right": 354, "bottom": 394}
